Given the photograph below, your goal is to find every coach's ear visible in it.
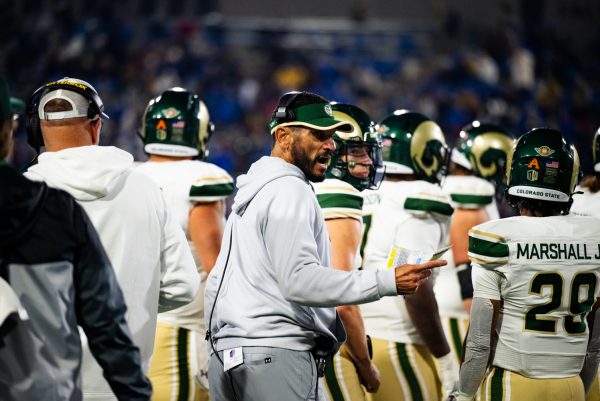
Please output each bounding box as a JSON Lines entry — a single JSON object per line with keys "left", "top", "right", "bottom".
{"left": 271, "top": 126, "right": 296, "bottom": 162}
{"left": 90, "top": 117, "right": 102, "bottom": 145}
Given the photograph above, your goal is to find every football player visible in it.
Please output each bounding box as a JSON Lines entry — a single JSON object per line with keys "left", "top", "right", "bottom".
{"left": 455, "top": 128, "right": 600, "bottom": 401}
{"left": 313, "top": 103, "right": 385, "bottom": 401}
{"left": 570, "top": 126, "right": 600, "bottom": 401}
{"left": 360, "top": 111, "right": 459, "bottom": 401}
{"left": 136, "top": 88, "right": 234, "bottom": 401}
{"left": 434, "top": 122, "right": 513, "bottom": 361}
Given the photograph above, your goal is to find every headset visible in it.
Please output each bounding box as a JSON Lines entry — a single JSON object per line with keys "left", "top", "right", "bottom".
{"left": 26, "top": 79, "right": 106, "bottom": 153}
{"left": 272, "top": 91, "right": 302, "bottom": 123}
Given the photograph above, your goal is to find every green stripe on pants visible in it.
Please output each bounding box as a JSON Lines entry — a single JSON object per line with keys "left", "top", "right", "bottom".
{"left": 324, "top": 358, "right": 346, "bottom": 401}
{"left": 449, "top": 318, "right": 463, "bottom": 361}
{"left": 177, "top": 328, "right": 190, "bottom": 401}
{"left": 491, "top": 367, "right": 505, "bottom": 401}
{"left": 396, "top": 343, "right": 423, "bottom": 401}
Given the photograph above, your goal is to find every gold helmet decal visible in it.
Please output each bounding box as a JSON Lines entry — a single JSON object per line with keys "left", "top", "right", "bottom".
{"left": 470, "top": 132, "right": 514, "bottom": 178}
{"left": 505, "top": 139, "right": 519, "bottom": 185}
{"left": 332, "top": 110, "right": 363, "bottom": 141}
{"left": 410, "top": 120, "right": 446, "bottom": 176}
{"left": 570, "top": 146, "right": 580, "bottom": 193}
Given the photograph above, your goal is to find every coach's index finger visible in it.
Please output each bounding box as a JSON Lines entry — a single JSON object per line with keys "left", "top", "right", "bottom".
{"left": 403, "top": 259, "right": 447, "bottom": 272}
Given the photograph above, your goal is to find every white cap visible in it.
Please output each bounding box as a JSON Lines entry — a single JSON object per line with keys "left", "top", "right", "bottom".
{"left": 38, "top": 77, "right": 108, "bottom": 120}
{"left": 38, "top": 89, "right": 91, "bottom": 120}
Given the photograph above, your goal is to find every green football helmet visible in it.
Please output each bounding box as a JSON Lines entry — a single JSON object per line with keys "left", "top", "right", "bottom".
{"left": 140, "top": 87, "right": 214, "bottom": 158}
{"left": 377, "top": 110, "right": 448, "bottom": 184}
{"left": 451, "top": 121, "right": 514, "bottom": 192}
{"left": 327, "top": 103, "right": 385, "bottom": 191}
{"left": 593, "top": 126, "right": 600, "bottom": 173}
{"left": 506, "top": 127, "right": 580, "bottom": 213}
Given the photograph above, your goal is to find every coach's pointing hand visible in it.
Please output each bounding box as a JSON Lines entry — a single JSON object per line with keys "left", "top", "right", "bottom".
{"left": 394, "top": 259, "right": 447, "bottom": 295}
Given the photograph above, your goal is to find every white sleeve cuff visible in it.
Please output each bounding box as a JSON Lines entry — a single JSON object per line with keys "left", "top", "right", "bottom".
{"left": 376, "top": 268, "right": 398, "bottom": 296}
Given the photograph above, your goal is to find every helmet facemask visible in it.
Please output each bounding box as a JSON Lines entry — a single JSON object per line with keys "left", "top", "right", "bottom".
{"left": 329, "top": 132, "right": 385, "bottom": 191}
{"left": 327, "top": 103, "right": 385, "bottom": 191}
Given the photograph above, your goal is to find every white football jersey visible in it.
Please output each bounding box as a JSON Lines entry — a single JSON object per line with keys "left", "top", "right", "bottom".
{"left": 313, "top": 178, "right": 364, "bottom": 269}
{"left": 443, "top": 174, "right": 499, "bottom": 219}
{"left": 360, "top": 180, "right": 453, "bottom": 344}
{"left": 136, "top": 159, "right": 233, "bottom": 331}
{"left": 434, "top": 175, "right": 501, "bottom": 320}
{"left": 469, "top": 215, "right": 600, "bottom": 378}
{"left": 570, "top": 185, "right": 600, "bottom": 218}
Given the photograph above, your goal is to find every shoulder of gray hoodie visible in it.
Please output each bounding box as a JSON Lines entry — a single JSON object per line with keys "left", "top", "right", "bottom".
{"left": 227, "top": 156, "right": 398, "bottom": 308}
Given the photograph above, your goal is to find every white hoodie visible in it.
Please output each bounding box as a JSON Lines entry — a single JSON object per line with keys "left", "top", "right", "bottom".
{"left": 205, "top": 156, "right": 397, "bottom": 355}
{"left": 26, "top": 145, "right": 198, "bottom": 401}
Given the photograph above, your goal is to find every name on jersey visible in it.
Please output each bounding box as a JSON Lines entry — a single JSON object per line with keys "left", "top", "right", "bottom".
{"left": 517, "top": 242, "right": 600, "bottom": 260}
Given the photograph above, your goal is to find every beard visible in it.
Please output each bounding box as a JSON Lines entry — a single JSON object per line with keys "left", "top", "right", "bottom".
{"left": 291, "top": 140, "right": 329, "bottom": 182}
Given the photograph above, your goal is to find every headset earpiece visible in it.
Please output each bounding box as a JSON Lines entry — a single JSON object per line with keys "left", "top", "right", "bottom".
{"left": 25, "top": 79, "right": 106, "bottom": 153}
{"left": 273, "top": 91, "right": 302, "bottom": 123}
{"left": 26, "top": 84, "right": 47, "bottom": 154}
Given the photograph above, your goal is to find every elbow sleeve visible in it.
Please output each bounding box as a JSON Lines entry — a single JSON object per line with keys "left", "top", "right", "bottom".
{"left": 456, "top": 263, "right": 474, "bottom": 300}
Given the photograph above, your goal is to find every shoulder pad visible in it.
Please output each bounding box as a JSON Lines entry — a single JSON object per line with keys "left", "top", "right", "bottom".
{"left": 314, "top": 179, "right": 363, "bottom": 221}
{"left": 189, "top": 163, "right": 234, "bottom": 202}
{"left": 444, "top": 175, "right": 495, "bottom": 209}
{"left": 468, "top": 221, "right": 509, "bottom": 268}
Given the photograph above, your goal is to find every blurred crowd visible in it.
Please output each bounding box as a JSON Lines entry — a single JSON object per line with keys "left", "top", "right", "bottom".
{"left": 2, "top": 0, "right": 600, "bottom": 177}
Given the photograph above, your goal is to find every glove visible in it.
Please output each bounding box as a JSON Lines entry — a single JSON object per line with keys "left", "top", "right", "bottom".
{"left": 437, "top": 352, "right": 459, "bottom": 399}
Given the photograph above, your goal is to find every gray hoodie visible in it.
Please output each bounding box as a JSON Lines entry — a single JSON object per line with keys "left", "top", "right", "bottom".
{"left": 205, "top": 156, "right": 397, "bottom": 354}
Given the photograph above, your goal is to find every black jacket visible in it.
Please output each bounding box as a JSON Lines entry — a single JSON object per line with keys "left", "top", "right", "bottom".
{"left": 0, "top": 163, "right": 152, "bottom": 401}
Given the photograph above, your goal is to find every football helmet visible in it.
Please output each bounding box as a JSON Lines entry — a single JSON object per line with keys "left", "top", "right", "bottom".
{"left": 140, "top": 87, "right": 214, "bottom": 158}
{"left": 593, "top": 126, "right": 600, "bottom": 173}
{"left": 378, "top": 110, "right": 448, "bottom": 184}
{"left": 506, "top": 127, "right": 580, "bottom": 213}
{"left": 327, "top": 103, "right": 385, "bottom": 191}
{"left": 452, "top": 121, "right": 514, "bottom": 197}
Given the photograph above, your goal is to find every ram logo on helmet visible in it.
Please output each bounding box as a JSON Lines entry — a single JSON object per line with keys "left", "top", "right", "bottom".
{"left": 535, "top": 146, "right": 555, "bottom": 156}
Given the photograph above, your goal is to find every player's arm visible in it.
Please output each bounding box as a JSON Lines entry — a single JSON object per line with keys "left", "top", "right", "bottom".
{"left": 580, "top": 298, "right": 600, "bottom": 395}
{"left": 454, "top": 296, "right": 501, "bottom": 401}
{"left": 455, "top": 257, "right": 504, "bottom": 401}
{"left": 189, "top": 199, "right": 226, "bottom": 274}
{"left": 326, "top": 217, "right": 380, "bottom": 393}
{"left": 449, "top": 208, "right": 489, "bottom": 313}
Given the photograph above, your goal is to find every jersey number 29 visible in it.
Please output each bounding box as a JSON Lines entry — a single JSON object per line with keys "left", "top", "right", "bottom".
{"left": 524, "top": 272, "right": 597, "bottom": 335}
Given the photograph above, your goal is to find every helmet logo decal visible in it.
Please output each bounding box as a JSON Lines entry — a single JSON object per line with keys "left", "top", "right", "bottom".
{"left": 163, "top": 107, "right": 180, "bottom": 118}
{"left": 527, "top": 169, "right": 539, "bottom": 181}
{"left": 156, "top": 119, "right": 168, "bottom": 140}
{"left": 470, "top": 132, "right": 514, "bottom": 179}
{"left": 324, "top": 104, "right": 333, "bottom": 116}
{"left": 172, "top": 120, "right": 185, "bottom": 142}
{"left": 410, "top": 121, "right": 445, "bottom": 178}
{"left": 535, "top": 146, "right": 555, "bottom": 156}
{"left": 527, "top": 158, "right": 540, "bottom": 169}
{"left": 543, "top": 159, "right": 559, "bottom": 184}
